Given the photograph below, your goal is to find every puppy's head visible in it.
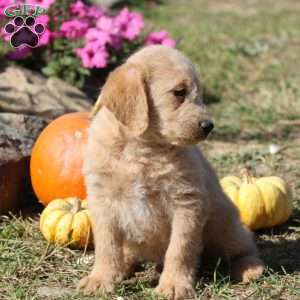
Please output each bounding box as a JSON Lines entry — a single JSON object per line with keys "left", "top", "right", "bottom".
{"left": 96, "top": 45, "right": 213, "bottom": 145}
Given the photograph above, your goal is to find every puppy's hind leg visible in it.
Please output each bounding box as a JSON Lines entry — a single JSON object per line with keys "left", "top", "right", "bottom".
{"left": 228, "top": 222, "right": 264, "bottom": 282}
{"left": 218, "top": 219, "right": 264, "bottom": 283}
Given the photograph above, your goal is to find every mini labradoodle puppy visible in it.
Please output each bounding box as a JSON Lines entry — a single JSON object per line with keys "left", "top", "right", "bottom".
{"left": 78, "top": 45, "right": 264, "bottom": 299}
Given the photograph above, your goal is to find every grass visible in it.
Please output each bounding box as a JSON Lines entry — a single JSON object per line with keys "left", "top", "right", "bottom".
{"left": 1, "top": 0, "right": 300, "bottom": 299}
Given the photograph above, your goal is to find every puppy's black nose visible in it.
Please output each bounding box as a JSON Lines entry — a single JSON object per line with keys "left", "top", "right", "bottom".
{"left": 200, "top": 120, "right": 214, "bottom": 135}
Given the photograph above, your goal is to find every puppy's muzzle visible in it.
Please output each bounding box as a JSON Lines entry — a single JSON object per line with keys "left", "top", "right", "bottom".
{"left": 199, "top": 120, "right": 214, "bottom": 136}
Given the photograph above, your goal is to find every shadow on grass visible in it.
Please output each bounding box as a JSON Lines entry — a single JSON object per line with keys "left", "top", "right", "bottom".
{"left": 258, "top": 237, "right": 300, "bottom": 274}
{"left": 253, "top": 210, "right": 300, "bottom": 274}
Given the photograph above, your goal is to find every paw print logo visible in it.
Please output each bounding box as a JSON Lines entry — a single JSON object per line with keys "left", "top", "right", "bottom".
{"left": 4, "top": 16, "right": 45, "bottom": 48}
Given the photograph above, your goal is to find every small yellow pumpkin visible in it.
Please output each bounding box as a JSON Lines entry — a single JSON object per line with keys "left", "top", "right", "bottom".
{"left": 40, "top": 197, "right": 93, "bottom": 249}
{"left": 220, "top": 169, "right": 293, "bottom": 230}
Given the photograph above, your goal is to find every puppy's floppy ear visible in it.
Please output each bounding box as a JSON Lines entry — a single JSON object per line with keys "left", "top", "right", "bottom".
{"left": 93, "top": 63, "right": 149, "bottom": 136}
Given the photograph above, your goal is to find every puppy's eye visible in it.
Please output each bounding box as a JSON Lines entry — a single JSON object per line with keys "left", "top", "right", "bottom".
{"left": 174, "top": 88, "right": 187, "bottom": 98}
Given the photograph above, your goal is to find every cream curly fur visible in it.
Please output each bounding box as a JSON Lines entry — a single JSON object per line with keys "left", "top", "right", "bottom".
{"left": 78, "top": 45, "right": 264, "bottom": 299}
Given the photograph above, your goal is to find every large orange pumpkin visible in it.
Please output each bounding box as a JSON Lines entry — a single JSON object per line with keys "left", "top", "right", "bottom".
{"left": 30, "top": 112, "right": 90, "bottom": 206}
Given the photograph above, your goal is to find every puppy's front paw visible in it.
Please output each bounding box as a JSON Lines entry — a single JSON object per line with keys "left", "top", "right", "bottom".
{"left": 77, "top": 275, "right": 114, "bottom": 295}
{"left": 155, "top": 277, "right": 194, "bottom": 300}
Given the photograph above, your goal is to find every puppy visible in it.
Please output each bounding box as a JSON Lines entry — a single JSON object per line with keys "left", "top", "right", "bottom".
{"left": 78, "top": 45, "right": 264, "bottom": 299}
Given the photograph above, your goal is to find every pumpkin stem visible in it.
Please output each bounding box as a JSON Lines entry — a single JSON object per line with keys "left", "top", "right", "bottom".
{"left": 240, "top": 167, "right": 254, "bottom": 184}
{"left": 71, "top": 198, "right": 82, "bottom": 214}
{"left": 89, "top": 95, "right": 102, "bottom": 119}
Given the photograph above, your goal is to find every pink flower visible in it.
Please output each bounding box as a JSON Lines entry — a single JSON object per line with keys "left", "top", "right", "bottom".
{"left": 86, "top": 5, "right": 104, "bottom": 19}
{"left": 76, "top": 42, "right": 108, "bottom": 69}
{"left": 96, "top": 16, "right": 117, "bottom": 35}
{"left": 7, "top": 46, "right": 31, "bottom": 60}
{"left": 38, "top": 28, "right": 51, "bottom": 46}
{"left": 35, "top": 14, "right": 51, "bottom": 46}
{"left": 70, "top": 0, "right": 88, "bottom": 18}
{"left": 36, "top": 14, "right": 50, "bottom": 25}
{"left": 96, "top": 16, "right": 122, "bottom": 49}
{"left": 70, "top": 0, "right": 104, "bottom": 20}
{"left": 114, "top": 8, "right": 144, "bottom": 41}
{"left": 60, "top": 20, "right": 88, "bottom": 40}
{"left": 85, "top": 28, "right": 111, "bottom": 46}
{"left": 145, "top": 31, "right": 176, "bottom": 47}
{"left": 91, "top": 48, "right": 108, "bottom": 68}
